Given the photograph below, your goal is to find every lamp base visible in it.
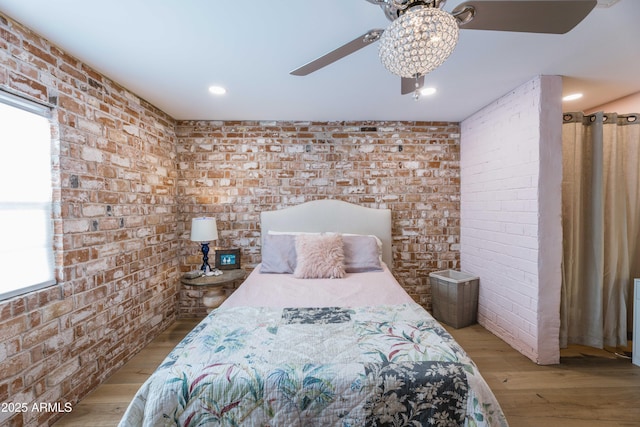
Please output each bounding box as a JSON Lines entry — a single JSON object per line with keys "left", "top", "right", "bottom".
{"left": 199, "top": 242, "right": 213, "bottom": 272}
{"left": 198, "top": 242, "right": 225, "bottom": 276}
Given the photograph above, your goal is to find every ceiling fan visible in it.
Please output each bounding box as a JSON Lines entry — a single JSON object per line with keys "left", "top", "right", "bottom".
{"left": 290, "top": 0, "right": 597, "bottom": 98}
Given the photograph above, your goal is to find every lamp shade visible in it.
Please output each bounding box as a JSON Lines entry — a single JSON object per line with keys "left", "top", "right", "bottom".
{"left": 190, "top": 217, "right": 218, "bottom": 242}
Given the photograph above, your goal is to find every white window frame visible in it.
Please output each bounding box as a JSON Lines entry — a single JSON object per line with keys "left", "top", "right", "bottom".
{"left": 0, "top": 90, "right": 56, "bottom": 300}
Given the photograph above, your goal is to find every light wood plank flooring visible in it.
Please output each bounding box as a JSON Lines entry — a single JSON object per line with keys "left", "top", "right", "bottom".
{"left": 445, "top": 325, "right": 639, "bottom": 427}
{"left": 54, "top": 320, "right": 640, "bottom": 427}
{"left": 53, "top": 319, "right": 201, "bottom": 427}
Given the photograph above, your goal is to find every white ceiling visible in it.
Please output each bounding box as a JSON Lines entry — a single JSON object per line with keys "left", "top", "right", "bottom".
{"left": 0, "top": 0, "right": 638, "bottom": 122}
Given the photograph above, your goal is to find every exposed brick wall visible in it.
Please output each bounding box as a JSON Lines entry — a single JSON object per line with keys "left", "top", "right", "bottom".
{"left": 460, "top": 75, "right": 563, "bottom": 364}
{"left": 1, "top": 11, "right": 462, "bottom": 425}
{"left": 175, "top": 120, "right": 461, "bottom": 317}
{"left": 0, "top": 14, "right": 178, "bottom": 426}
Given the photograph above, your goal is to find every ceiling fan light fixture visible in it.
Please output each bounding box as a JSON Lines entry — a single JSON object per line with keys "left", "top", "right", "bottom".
{"left": 378, "top": 6, "right": 459, "bottom": 79}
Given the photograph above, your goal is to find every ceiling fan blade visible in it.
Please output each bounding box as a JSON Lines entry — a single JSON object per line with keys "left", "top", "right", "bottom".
{"left": 401, "top": 75, "right": 425, "bottom": 95}
{"left": 452, "top": 0, "right": 597, "bottom": 34}
{"left": 290, "top": 29, "right": 384, "bottom": 76}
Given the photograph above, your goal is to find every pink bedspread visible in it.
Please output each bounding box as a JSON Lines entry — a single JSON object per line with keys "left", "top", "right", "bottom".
{"left": 222, "top": 264, "right": 415, "bottom": 308}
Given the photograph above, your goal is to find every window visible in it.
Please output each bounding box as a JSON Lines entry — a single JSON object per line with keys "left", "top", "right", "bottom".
{"left": 0, "top": 90, "right": 55, "bottom": 300}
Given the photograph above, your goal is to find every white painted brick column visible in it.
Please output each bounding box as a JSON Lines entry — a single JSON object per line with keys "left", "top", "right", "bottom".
{"left": 460, "top": 75, "right": 562, "bottom": 364}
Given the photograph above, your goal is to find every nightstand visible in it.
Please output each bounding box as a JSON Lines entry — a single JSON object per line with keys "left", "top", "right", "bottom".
{"left": 180, "top": 268, "right": 246, "bottom": 313}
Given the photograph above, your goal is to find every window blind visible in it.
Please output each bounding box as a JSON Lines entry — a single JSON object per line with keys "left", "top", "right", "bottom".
{"left": 0, "top": 91, "right": 55, "bottom": 300}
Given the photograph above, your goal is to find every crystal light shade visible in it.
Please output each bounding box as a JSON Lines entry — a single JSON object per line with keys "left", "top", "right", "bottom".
{"left": 379, "top": 6, "right": 459, "bottom": 78}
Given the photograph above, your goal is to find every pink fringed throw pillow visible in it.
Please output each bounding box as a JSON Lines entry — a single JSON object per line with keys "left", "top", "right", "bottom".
{"left": 293, "top": 234, "right": 346, "bottom": 279}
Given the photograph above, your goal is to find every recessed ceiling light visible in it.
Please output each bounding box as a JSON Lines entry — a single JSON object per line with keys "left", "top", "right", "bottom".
{"left": 420, "top": 87, "right": 437, "bottom": 96}
{"left": 563, "top": 93, "right": 583, "bottom": 101}
{"left": 208, "top": 86, "right": 226, "bottom": 95}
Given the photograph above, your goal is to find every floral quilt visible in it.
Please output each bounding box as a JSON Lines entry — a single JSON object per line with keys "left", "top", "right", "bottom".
{"left": 119, "top": 303, "right": 508, "bottom": 426}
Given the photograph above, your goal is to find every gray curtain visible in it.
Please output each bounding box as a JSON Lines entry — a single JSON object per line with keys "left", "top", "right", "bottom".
{"left": 561, "top": 112, "right": 640, "bottom": 348}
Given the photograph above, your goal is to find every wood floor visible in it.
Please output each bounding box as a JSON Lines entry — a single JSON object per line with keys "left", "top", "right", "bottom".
{"left": 54, "top": 319, "right": 640, "bottom": 427}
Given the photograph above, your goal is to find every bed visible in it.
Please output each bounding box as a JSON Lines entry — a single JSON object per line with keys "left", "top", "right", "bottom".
{"left": 119, "top": 200, "right": 508, "bottom": 426}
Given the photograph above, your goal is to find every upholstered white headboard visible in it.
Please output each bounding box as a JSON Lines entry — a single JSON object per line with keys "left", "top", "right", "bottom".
{"left": 260, "top": 199, "right": 393, "bottom": 270}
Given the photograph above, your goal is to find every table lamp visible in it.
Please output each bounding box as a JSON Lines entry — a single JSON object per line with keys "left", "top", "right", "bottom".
{"left": 190, "top": 217, "right": 219, "bottom": 274}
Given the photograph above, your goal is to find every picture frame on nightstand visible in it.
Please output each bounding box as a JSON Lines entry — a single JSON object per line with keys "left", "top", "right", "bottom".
{"left": 215, "top": 248, "right": 241, "bottom": 270}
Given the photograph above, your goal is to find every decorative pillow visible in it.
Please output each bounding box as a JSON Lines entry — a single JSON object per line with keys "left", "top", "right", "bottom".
{"left": 260, "top": 233, "right": 297, "bottom": 274}
{"left": 342, "top": 235, "right": 383, "bottom": 273}
{"left": 293, "top": 234, "right": 346, "bottom": 279}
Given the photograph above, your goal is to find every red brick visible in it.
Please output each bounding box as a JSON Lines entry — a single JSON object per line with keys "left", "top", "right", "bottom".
{"left": 0, "top": 315, "right": 27, "bottom": 340}
{"left": 175, "top": 120, "right": 460, "bottom": 316}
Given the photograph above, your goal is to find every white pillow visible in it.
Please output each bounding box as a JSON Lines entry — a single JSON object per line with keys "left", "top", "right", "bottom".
{"left": 260, "top": 233, "right": 297, "bottom": 274}
{"left": 342, "top": 234, "right": 383, "bottom": 273}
